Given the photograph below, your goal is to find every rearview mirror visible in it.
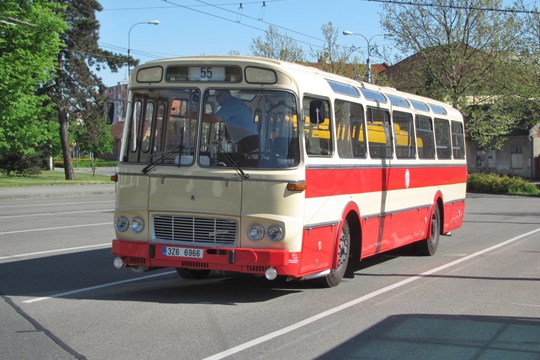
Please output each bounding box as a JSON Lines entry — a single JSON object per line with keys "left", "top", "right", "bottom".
{"left": 309, "top": 100, "right": 325, "bottom": 124}
{"left": 105, "top": 102, "right": 115, "bottom": 125}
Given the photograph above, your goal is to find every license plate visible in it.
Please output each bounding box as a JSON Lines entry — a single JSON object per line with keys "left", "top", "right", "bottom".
{"left": 162, "top": 246, "right": 204, "bottom": 259}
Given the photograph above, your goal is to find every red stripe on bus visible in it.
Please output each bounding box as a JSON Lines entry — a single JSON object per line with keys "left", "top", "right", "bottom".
{"left": 305, "top": 165, "right": 467, "bottom": 198}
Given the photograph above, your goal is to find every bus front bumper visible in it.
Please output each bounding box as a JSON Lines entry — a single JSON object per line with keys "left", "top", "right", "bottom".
{"left": 112, "top": 239, "right": 300, "bottom": 276}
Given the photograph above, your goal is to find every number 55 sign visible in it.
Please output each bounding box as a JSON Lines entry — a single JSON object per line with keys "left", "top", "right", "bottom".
{"left": 189, "top": 66, "right": 225, "bottom": 81}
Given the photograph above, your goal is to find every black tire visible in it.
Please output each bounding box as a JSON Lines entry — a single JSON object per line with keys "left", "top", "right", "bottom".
{"left": 175, "top": 268, "right": 211, "bottom": 279}
{"left": 318, "top": 220, "right": 351, "bottom": 288}
{"left": 417, "top": 205, "right": 440, "bottom": 256}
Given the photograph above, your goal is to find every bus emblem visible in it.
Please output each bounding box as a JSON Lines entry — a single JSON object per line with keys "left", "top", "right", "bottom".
{"left": 209, "top": 230, "right": 229, "bottom": 237}
{"left": 405, "top": 169, "right": 411, "bottom": 189}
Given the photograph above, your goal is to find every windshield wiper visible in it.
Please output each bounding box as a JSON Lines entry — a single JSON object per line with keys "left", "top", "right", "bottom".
{"left": 213, "top": 140, "right": 249, "bottom": 179}
{"left": 142, "top": 145, "right": 182, "bottom": 174}
{"left": 142, "top": 130, "right": 185, "bottom": 174}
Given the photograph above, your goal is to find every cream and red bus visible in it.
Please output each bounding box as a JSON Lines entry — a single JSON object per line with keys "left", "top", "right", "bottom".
{"left": 110, "top": 56, "right": 466, "bottom": 287}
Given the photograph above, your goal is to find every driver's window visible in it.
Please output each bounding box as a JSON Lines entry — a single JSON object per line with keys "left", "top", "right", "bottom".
{"left": 304, "top": 97, "right": 332, "bottom": 156}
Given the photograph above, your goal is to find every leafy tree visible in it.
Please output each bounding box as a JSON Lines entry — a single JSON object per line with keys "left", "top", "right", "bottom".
{"left": 0, "top": 1, "right": 67, "bottom": 174}
{"left": 466, "top": 1, "right": 540, "bottom": 149}
{"left": 380, "top": 0, "right": 539, "bottom": 149}
{"left": 381, "top": 0, "right": 517, "bottom": 104}
{"left": 312, "top": 22, "right": 359, "bottom": 78}
{"left": 45, "top": 0, "right": 130, "bottom": 180}
{"left": 72, "top": 102, "right": 113, "bottom": 175}
{"left": 250, "top": 25, "right": 305, "bottom": 61}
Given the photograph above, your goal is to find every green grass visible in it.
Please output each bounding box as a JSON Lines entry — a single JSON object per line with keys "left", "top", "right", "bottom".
{"left": 0, "top": 170, "right": 113, "bottom": 187}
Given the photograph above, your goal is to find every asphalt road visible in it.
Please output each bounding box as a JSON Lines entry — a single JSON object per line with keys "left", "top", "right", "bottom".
{"left": 0, "top": 190, "right": 539, "bottom": 360}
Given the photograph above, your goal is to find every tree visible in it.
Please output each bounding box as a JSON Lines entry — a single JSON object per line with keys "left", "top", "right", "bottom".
{"left": 380, "top": 0, "right": 539, "bottom": 149}
{"left": 250, "top": 25, "right": 305, "bottom": 61}
{"left": 0, "top": 1, "right": 67, "bottom": 174}
{"left": 312, "top": 22, "right": 359, "bottom": 78}
{"left": 508, "top": 0, "right": 540, "bottom": 130}
{"left": 46, "top": 0, "right": 130, "bottom": 180}
{"left": 73, "top": 101, "right": 113, "bottom": 175}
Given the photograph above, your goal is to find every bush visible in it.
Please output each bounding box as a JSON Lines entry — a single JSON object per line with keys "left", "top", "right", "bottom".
{"left": 467, "top": 173, "right": 539, "bottom": 195}
{"left": 0, "top": 153, "right": 44, "bottom": 176}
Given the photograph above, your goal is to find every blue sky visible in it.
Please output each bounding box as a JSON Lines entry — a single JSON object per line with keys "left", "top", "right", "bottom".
{"left": 96, "top": 0, "right": 391, "bottom": 87}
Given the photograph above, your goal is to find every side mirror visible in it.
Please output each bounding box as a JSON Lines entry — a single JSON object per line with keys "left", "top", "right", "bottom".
{"left": 105, "top": 102, "right": 115, "bottom": 125}
{"left": 309, "top": 100, "right": 325, "bottom": 124}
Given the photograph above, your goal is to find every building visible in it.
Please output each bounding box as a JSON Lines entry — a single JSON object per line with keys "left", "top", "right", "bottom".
{"left": 468, "top": 123, "right": 540, "bottom": 180}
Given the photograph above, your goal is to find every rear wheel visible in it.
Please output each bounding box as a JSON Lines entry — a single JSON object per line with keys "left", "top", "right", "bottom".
{"left": 176, "top": 268, "right": 211, "bottom": 279}
{"left": 318, "top": 220, "right": 351, "bottom": 288}
{"left": 417, "top": 206, "right": 440, "bottom": 256}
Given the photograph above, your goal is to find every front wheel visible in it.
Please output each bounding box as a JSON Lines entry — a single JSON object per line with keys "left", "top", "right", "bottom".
{"left": 417, "top": 205, "right": 440, "bottom": 256}
{"left": 317, "top": 220, "right": 351, "bottom": 288}
{"left": 176, "top": 268, "right": 211, "bottom": 280}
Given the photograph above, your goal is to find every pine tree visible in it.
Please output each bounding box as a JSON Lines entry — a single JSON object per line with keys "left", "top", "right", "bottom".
{"left": 47, "top": 0, "right": 130, "bottom": 180}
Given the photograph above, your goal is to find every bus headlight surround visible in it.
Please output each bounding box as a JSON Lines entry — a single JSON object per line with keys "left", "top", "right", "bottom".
{"left": 248, "top": 224, "right": 265, "bottom": 241}
{"left": 267, "top": 225, "right": 283, "bottom": 241}
{"left": 115, "top": 215, "right": 129, "bottom": 232}
{"left": 130, "top": 216, "right": 145, "bottom": 233}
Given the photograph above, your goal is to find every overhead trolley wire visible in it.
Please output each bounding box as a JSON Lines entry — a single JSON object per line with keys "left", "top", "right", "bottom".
{"left": 365, "top": 0, "right": 539, "bottom": 15}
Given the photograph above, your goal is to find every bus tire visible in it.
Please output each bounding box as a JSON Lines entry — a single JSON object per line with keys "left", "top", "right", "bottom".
{"left": 318, "top": 220, "right": 351, "bottom": 288}
{"left": 176, "top": 268, "right": 211, "bottom": 279}
{"left": 417, "top": 205, "right": 440, "bottom": 256}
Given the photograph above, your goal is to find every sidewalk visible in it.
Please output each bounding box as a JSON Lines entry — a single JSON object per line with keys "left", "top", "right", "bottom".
{"left": 0, "top": 184, "right": 115, "bottom": 200}
{"left": 0, "top": 167, "right": 116, "bottom": 201}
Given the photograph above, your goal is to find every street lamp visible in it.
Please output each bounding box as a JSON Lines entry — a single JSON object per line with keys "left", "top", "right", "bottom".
{"left": 128, "top": 20, "right": 160, "bottom": 77}
{"left": 343, "top": 30, "right": 384, "bottom": 83}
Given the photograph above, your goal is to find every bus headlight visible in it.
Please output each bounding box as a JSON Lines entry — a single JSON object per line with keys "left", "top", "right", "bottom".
{"left": 267, "top": 225, "right": 283, "bottom": 241}
{"left": 130, "top": 216, "right": 145, "bottom": 233}
{"left": 115, "top": 216, "right": 129, "bottom": 232}
{"left": 248, "top": 224, "right": 265, "bottom": 241}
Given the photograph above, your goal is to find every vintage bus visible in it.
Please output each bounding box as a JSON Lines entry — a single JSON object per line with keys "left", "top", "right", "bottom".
{"left": 110, "top": 56, "right": 466, "bottom": 287}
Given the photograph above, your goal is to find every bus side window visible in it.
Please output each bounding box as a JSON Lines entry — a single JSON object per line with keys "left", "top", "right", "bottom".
{"left": 415, "top": 115, "right": 436, "bottom": 159}
{"left": 335, "top": 99, "right": 366, "bottom": 159}
{"left": 303, "top": 97, "right": 332, "bottom": 156}
{"left": 451, "top": 121, "right": 465, "bottom": 159}
{"left": 434, "top": 118, "right": 452, "bottom": 159}
{"left": 367, "top": 107, "right": 393, "bottom": 159}
{"left": 393, "top": 111, "right": 416, "bottom": 159}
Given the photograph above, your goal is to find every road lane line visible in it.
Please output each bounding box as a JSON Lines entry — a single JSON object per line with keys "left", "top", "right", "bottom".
{"left": 0, "top": 222, "right": 111, "bottom": 235}
{"left": 203, "top": 227, "right": 540, "bottom": 360}
{"left": 0, "top": 243, "right": 111, "bottom": 261}
{"left": 23, "top": 271, "right": 177, "bottom": 304}
{"left": 0, "top": 209, "right": 113, "bottom": 219}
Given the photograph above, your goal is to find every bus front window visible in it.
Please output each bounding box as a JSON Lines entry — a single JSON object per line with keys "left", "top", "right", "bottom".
{"left": 199, "top": 89, "right": 300, "bottom": 169}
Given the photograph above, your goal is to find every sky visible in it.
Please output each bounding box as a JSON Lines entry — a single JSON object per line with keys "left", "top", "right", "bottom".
{"left": 95, "top": 0, "right": 392, "bottom": 87}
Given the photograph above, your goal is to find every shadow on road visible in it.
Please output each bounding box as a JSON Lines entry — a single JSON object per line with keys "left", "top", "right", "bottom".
{"left": 0, "top": 249, "right": 310, "bottom": 304}
{"left": 316, "top": 313, "right": 540, "bottom": 360}
{"left": 0, "top": 242, "right": 434, "bottom": 305}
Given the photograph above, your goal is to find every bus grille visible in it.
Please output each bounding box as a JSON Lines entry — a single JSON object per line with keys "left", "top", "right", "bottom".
{"left": 153, "top": 215, "right": 237, "bottom": 245}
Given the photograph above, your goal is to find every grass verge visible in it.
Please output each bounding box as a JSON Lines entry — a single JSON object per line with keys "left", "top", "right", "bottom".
{"left": 0, "top": 171, "right": 112, "bottom": 187}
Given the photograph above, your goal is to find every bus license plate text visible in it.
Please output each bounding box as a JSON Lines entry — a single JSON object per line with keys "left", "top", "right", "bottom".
{"left": 163, "top": 247, "right": 204, "bottom": 259}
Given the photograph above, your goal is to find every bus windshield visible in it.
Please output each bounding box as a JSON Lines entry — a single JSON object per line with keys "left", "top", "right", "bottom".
{"left": 125, "top": 88, "right": 300, "bottom": 169}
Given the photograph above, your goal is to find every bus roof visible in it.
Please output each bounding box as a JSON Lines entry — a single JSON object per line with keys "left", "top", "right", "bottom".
{"left": 136, "top": 55, "right": 462, "bottom": 119}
